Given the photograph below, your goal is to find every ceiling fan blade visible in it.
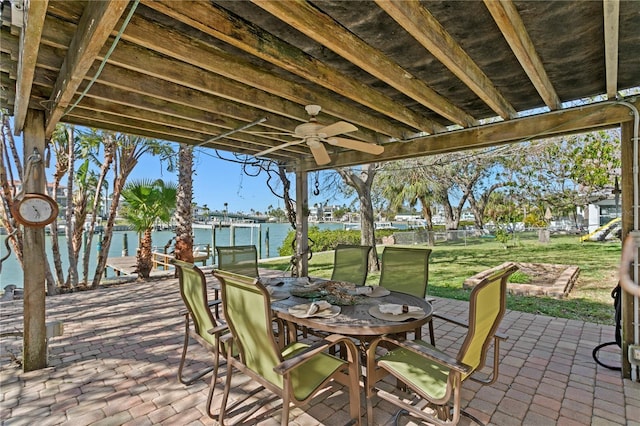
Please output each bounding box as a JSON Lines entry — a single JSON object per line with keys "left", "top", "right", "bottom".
{"left": 254, "top": 139, "right": 304, "bottom": 157}
{"left": 326, "top": 137, "right": 384, "bottom": 155}
{"left": 319, "top": 121, "right": 358, "bottom": 138}
{"left": 309, "top": 141, "right": 332, "bottom": 165}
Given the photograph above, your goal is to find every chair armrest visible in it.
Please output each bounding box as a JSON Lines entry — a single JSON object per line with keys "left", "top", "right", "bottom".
{"left": 431, "top": 312, "right": 509, "bottom": 340}
{"left": 432, "top": 312, "right": 468, "bottom": 328}
{"left": 207, "top": 323, "right": 228, "bottom": 336}
{"left": 374, "top": 336, "right": 471, "bottom": 375}
{"left": 274, "top": 334, "right": 358, "bottom": 376}
{"left": 208, "top": 299, "right": 221, "bottom": 307}
{"left": 495, "top": 331, "right": 508, "bottom": 340}
{"left": 433, "top": 312, "right": 508, "bottom": 340}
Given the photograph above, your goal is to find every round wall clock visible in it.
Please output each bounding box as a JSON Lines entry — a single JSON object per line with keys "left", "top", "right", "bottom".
{"left": 12, "top": 193, "right": 59, "bottom": 227}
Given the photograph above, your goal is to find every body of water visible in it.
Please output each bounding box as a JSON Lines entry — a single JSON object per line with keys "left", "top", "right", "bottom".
{"left": 0, "top": 222, "right": 346, "bottom": 287}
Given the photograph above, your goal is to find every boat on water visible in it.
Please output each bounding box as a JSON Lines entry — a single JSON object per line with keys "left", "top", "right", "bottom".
{"left": 344, "top": 222, "right": 399, "bottom": 231}
{"left": 375, "top": 221, "right": 398, "bottom": 230}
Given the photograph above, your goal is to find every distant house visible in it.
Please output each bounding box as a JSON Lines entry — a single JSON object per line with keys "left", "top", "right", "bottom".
{"left": 579, "top": 196, "right": 621, "bottom": 232}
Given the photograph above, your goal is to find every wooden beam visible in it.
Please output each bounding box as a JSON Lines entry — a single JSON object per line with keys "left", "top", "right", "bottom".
{"left": 484, "top": 0, "right": 561, "bottom": 110}
{"left": 30, "top": 25, "right": 340, "bottom": 141}
{"left": 44, "top": 0, "right": 128, "bottom": 136}
{"left": 118, "top": 14, "right": 411, "bottom": 140}
{"left": 295, "top": 169, "right": 309, "bottom": 277}
{"left": 69, "top": 95, "right": 306, "bottom": 156}
{"left": 620, "top": 119, "right": 633, "bottom": 379}
{"left": 39, "top": 5, "right": 410, "bottom": 139}
{"left": 12, "top": 0, "right": 47, "bottom": 135}
{"left": 63, "top": 111, "right": 297, "bottom": 163}
{"left": 22, "top": 109, "right": 47, "bottom": 371}
{"left": 142, "top": 0, "right": 442, "bottom": 134}
{"left": 253, "top": 0, "right": 476, "bottom": 128}
{"left": 376, "top": 0, "right": 516, "bottom": 120}
{"left": 298, "top": 99, "right": 640, "bottom": 171}
{"left": 603, "top": 0, "right": 620, "bottom": 99}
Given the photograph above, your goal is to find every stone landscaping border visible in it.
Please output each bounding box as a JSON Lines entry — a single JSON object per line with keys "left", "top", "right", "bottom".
{"left": 463, "top": 261, "right": 580, "bottom": 298}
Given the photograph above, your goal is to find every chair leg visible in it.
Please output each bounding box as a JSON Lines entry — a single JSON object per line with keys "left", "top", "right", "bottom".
{"left": 429, "top": 320, "right": 436, "bottom": 346}
{"left": 219, "top": 360, "right": 234, "bottom": 426}
{"left": 177, "top": 319, "right": 213, "bottom": 385}
{"left": 281, "top": 396, "right": 290, "bottom": 426}
{"left": 205, "top": 345, "right": 223, "bottom": 419}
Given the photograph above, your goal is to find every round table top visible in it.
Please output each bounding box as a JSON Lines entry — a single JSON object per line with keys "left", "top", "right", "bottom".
{"left": 267, "top": 278, "right": 433, "bottom": 337}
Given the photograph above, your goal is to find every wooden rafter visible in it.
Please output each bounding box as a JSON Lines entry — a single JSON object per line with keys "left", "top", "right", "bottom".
{"left": 376, "top": 0, "right": 516, "bottom": 120}
{"left": 300, "top": 99, "right": 640, "bottom": 171}
{"left": 44, "top": 0, "right": 128, "bottom": 136}
{"left": 603, "top": 0, "right": 620, "bottom": 99}
{"left": 12, "top": 0, "right": 48, "bottom": 135}
{"left": 253, "top": 0, "right": 477, "bottom": 128}
{"left": 65, "top": 105, "right": 297, "bottom": 161}
{"left": 118, "top": 14, "right": 407, "bottom": 140}
{"left": 30, "top": 64, "right": 305, "bottom": 155}
{"left": 483, "top": 0, "right": 561, "bottom": 111}
{"left": 142, "top": 0, "right": 442, "bottom": 135}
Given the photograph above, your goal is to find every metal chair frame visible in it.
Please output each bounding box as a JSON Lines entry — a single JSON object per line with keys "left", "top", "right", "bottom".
{"left": 330, "top": 244, "right": 372, "bottom": 285}
{"left": 213, "top": 269, "right": 362, "bottom": 426}
{"left": 366, "top": 263, "right": 518, "bottom": 426}
{"left": 172, "top": 259, "right": 228, "bottom": 419}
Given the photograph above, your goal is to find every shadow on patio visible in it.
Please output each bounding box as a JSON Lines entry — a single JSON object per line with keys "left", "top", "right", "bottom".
{"left": 1, "top": 270, "right": 638, "bottom": 425}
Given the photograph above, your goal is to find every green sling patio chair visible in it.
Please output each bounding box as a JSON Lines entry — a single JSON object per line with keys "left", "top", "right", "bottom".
{"left": 215, "top": 245, "right": 260, "bottom": 278}
{"left": 330, "top": 244, "right": 373, "bottom": 285}
{"left": 212, "top": 245, "right": 259, "bottom": 318}
{"left": 378, "top": 246, "right": 435, "bottom": 344}
{"left": 365, "top": 262, "right": 518, "bottom": 426}
{"left": 172, "top": 259, "right": 229, "bottom": 419}
{"left": 212, "top": 269, "right": 362, "bottom": 426}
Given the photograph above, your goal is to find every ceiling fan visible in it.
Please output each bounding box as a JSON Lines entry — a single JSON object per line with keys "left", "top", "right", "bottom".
{"left": 254, "top": 105, "right": 384, "bottom": 165}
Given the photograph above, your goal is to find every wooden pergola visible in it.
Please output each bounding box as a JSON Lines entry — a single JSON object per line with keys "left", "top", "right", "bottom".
{"left": 1, "top": 0, "right": 639, "bottom": 378}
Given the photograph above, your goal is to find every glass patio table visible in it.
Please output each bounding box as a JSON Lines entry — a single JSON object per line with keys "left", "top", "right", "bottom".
{"left": 265, "top": 277, "right": 433, "bottom": 346}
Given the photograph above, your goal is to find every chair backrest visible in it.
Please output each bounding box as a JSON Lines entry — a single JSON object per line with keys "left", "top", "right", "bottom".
{"left": 330, "top": 244, "right": 372, "bottom": 285}
{"left": 379, "top": 247, "right": 432, "bottom": 298}
{"left": 215, "top": 245, "right": 259, "bottom": 278}
{"left": 457, "top": 263, "right": 518, "bottom": 377}
{"left": 173, "top": 259, "right": 217, "bottom": 347}
{"left": 213, "top": 269, "right": 283, "bottom": 388}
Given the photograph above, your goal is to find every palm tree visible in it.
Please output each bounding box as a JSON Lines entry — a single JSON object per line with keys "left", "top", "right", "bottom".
{"left": 121, "top": 179, "right": 177, "bottom": 279}
{"left": 91, "top": 134, "right": 175, "bottom": 288}
{"left": 174, "top": 144, "right": 194, "bottom": 262}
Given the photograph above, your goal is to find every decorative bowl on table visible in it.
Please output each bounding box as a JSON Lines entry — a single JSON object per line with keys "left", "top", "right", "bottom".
{"left": 289, "top": 280, "right": 364, "bottom": 306}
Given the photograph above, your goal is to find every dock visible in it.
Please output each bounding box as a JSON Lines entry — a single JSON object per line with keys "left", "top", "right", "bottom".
{"left": 105, "top": 256, "right": 175, "bottom": 278}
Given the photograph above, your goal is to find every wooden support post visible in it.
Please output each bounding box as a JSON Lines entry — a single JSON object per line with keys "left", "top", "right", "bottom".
{"left": 295, "top": 169, "right": 309, "bottom": 277}
{"left": 22, "top": 109, "right": 47, "bottom": 371}
{"left": 620, "top": 120, "right": 639, "bottom": 379}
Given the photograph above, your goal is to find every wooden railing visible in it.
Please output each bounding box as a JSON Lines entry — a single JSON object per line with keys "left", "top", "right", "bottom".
{"left": 152, "top": 243, "right": 211, "bottom": 270}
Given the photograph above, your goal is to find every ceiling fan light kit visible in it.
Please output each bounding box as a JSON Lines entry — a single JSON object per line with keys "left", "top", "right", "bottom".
{"left": 254, "top": 104, "right": 384, "bottom": 165}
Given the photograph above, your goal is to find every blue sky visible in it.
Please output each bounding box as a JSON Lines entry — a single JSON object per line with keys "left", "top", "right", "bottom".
{"left": 139, "top": 145, "right": 289, "bottom": 214}
{"left": 9, "top": 123, "right": 345, "bottom": 214}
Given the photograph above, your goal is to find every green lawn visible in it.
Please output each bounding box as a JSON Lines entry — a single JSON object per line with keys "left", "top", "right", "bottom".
{"left": 260, "top": 233, "right": 621, "bottom": 325}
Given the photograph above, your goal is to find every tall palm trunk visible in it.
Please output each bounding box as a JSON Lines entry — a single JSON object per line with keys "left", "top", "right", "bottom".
{"left": 82, "top": 136, "right": 115, "bottom": 283}
{"left": 137, "top": 228, "right": 153, "bottom": 278}
{"left": 64, "top": 127, "right": 78, "bottom": 289}
{"left": 174, "top": 145, "right": 193, "bottom": 262}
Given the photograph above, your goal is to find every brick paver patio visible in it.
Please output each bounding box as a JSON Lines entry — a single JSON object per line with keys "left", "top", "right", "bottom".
{"left": 1, "top": 270, "right": 638, "bottom": 425}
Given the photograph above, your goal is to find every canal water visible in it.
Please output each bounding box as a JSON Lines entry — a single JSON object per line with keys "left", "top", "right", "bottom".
{"left": 0, "top": 222, "right": 345, "bottom": 287}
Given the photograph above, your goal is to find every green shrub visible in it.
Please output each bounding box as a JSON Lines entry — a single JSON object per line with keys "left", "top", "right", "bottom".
{"left": 508, "top": 270, "right": 531, "bottom": 284}
{"left": 279, "top": 226, "right": 362, "bottom": 256}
